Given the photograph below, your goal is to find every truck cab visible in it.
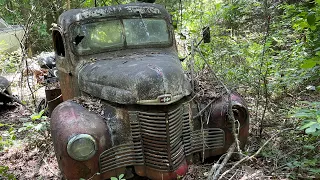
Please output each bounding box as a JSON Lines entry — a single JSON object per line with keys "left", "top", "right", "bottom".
{"left": 50, "top": 2, "right": 249, "bottom": 180}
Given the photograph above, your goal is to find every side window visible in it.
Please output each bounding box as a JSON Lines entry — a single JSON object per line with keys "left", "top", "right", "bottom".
{"left": 53, "top": 30, "right": 65, "bottom": 57}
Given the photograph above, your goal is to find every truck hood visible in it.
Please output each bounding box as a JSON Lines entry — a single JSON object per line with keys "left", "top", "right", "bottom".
{"left": 78, "top": 54, "right": 191, "bottom": 105}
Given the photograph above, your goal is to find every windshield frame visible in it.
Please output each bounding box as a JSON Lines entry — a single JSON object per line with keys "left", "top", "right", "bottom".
{"left": 68, "top": 16, "right": 173, "bottom": 56}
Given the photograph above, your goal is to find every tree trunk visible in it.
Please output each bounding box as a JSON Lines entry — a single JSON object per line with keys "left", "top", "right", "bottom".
{"left": 67, "top": 0, "right": 70, "bottom": 10}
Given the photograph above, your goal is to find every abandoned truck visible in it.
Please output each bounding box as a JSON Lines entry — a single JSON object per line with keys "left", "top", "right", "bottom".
{"left": 50, "top": 2, "right": 249, "bottom": 180}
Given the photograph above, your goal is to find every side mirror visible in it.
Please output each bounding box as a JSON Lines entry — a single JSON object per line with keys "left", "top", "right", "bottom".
{"left": 202, "top": 26, "right": 211, "bottom": 43}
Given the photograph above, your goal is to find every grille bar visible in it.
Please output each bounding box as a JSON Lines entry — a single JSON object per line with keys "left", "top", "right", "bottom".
{"left": 139, "top": 106, "right": 185, "bottom": 170}
{"left": 99, "top": 143, "right": 144, "bottom": 173}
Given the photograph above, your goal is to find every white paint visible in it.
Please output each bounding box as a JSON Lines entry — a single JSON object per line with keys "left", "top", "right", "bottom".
{"left": 75, "top": 5, "right": 161, "bottom": 21}
{"left": 124, "top": 6, "right": 161, "bottom": 14}
{"left": 79, "top": 7, "right": 123, "bottom": 19}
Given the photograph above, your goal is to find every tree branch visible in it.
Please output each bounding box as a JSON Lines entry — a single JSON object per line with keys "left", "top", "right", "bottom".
{"left": 217, "top": 128, "right": 293, "bottom": 180}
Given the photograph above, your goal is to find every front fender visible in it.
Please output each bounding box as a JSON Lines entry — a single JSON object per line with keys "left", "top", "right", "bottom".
{"left": 50, "top": 101, "right": 111, "bottom": 179}
{"left": 206, "top": 92, "right": 249, "bottom": 156}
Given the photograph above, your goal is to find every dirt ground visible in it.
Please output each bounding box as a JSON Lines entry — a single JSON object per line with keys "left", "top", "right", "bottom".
{"left": 0, "top": 73, "right": 60, "bottom": 180}
{"left": 0, "top": 104, "right": 61, "bottom": 180}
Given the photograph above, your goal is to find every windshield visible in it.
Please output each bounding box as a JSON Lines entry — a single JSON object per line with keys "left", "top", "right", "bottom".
{"left": 72, "top": 18, "right": 170, "bottom": 55}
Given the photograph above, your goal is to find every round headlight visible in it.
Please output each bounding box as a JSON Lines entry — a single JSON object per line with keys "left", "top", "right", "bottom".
{"left": 67, "top": 134, "right": 97, "bottom": 161}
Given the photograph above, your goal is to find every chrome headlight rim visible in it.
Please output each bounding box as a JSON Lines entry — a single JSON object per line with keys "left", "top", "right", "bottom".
{"left": 67, "top": 134, "right": 97, "bottom": 161}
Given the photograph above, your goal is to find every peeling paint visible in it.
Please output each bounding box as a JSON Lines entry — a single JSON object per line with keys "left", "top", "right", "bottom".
{"left": 147, "top": 64, "right": 163, "bottom": 77}
{"left": 124, "top": 6, "right": 161, "bottom": 14}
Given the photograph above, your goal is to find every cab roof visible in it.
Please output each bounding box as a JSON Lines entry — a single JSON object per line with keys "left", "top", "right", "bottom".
{"left": 57, "top": 3, "right": 171, "bottom": 30}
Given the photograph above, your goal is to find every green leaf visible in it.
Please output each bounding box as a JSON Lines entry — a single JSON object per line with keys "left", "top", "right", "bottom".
{"left": 301, "top": 59, "right": 317, "bottom": 69}
{"left": 119, "top": 174, "right": 125, "bottom": 179}
{"left": 34, "top": 123, "right": 44, "bottom": 131}
{"left": 293, "top": 21, "right": 309, "bottom": 29}
{"left": 307, "top": 13, "right": 316, "bottom": 26}
{"left": 31, "top": 109, "right": 45, "bottom": 121}
{"left": 111, "top": 177, "right": 118, "bottom": 180}
{"left": 8, "top": 127, "right": 14, "bottom": 133}
{"left": 299, "top": 121, "right": 316, "bottom": 130}
{"left": 303, "top": 145, "right": 315, "bottom": 150}
{"left": 293, "top": 110, "right": 313, "bottom": 118}
{"left": 17, "top": 127, "right": 26, "bottom": 133}
{"left": 0, "top": 166, "right": 9, "bottom": 173}
{"left": 19, "top": 118, "right": 29, "bottom": 122}
{"left": 305, "top": 123, "right": 320, "bottom": 134}
{"left": 309, "top": 168, "right": 320, "bottom": 173}
{"left": 11, "top": 135, "right": 16, "bottom": 140}
{"left": 310, "top": 26, "right": 316, "bottom": 31}
{"left": 22, "top": 122, "right": 33, "bottom": 129}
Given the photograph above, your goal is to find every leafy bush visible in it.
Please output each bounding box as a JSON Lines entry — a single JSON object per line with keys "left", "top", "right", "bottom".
{"left": 0, "top": 166, "right": 15, "bottom": 180}
{"left": 111, "top": 174, "right": 125, "bottom": 180}
{"left": 286, "top": 101, "right": 320, "bottom": 177}
{"left": 0, "top": 52, "right": 21, "bottom": 74}
{"left": 293, "top": 101, "right": 320, "bottom": 136}
{"left": 0, "top": 124, "right": 16, "bottom": 151}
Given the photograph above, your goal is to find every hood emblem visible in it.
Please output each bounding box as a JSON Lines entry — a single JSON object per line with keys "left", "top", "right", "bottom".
{"left": 159, "top": 94, "right": 172, "bottom": 103}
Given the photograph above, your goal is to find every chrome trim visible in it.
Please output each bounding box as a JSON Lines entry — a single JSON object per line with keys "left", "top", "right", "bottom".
{"left": 137, "top": 94, "right": 184, "bottom": 105}
{"left": 67, "top": 134, "right": 97, "bottom": 161}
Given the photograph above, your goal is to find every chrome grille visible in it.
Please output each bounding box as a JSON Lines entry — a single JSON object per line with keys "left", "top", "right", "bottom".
{"left": 99, "top": 112, "right": 144, "bottom": 174}
{"left": 190, "top": 128, "right": 225, "bottom": 153}
{"left": 181, "top": 107, "right": 225, "bottom": 155}
{"left": 99, "top": 143, "right": 144, "bottom": 173}
{"left": 138, "top": 107, "right": 184, "bottom": 170}
{"left": 182, "top": 108, "right": 193, "bottom": 156}
{"left": 99, "top": 103, "right": 225, "bottom": 174}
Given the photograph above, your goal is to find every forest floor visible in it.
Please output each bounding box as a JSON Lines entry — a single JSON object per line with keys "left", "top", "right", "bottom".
{"left": 0, "top": 72, "right": 319, "bottom": 180}
{"left": 0, "top": 73, "right": 60, "bottom": 179}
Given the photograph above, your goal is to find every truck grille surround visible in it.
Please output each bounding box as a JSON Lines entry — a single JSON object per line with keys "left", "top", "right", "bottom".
{"left": 99, "top": 104, "right": 225, "bottom": 174}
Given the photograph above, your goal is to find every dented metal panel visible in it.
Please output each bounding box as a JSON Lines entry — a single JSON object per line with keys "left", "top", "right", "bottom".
{"left": 51, "top": 101, "right": 111, "bottom": 179}
{"left": 78, "top": 54, "right": 191, "bottom": 105}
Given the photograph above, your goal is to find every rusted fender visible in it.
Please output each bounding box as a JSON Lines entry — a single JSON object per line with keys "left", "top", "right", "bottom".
{"left": 208, "top": 92, "right": 249, "bottom": 152}
{"left": 50, "top": 101, "right": 112, "bottom": 180}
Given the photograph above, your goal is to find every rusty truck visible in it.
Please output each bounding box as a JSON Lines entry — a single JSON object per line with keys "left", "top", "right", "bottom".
{"left": 49, "top": 2, "right": 249, "bottom": 180}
